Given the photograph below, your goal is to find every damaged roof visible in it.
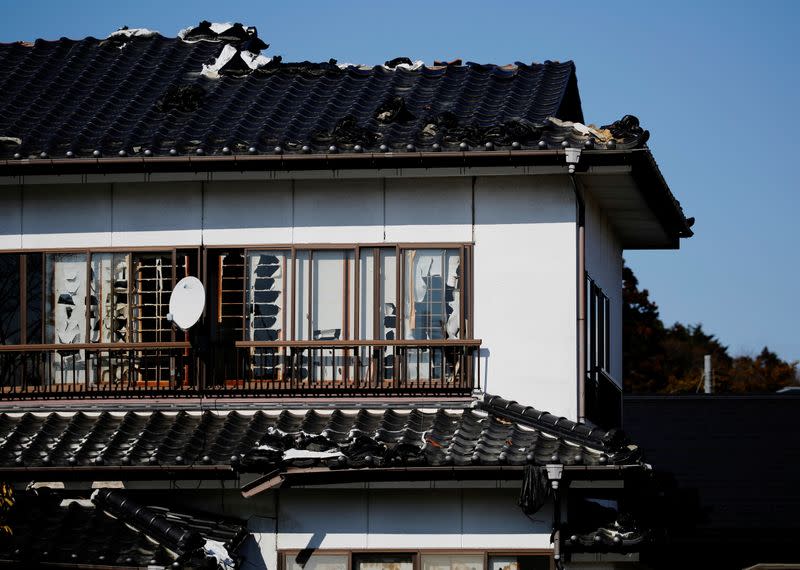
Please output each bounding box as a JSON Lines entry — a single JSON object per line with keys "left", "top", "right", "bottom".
{"left": 0, "top": 23, "right": 629, "bottom": 160}
{"left": 0, "top": 487, "right": 247, "bottom": 567}
{"left": 0, "top": 22, "right": 693, "bottom": 241}
{"left": 0, "top": 394, "right": 642, "bottom": 479}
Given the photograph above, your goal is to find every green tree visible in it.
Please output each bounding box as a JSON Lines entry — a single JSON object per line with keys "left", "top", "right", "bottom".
{"left": 622, "top": 264, "right": 798, "bottom": 393}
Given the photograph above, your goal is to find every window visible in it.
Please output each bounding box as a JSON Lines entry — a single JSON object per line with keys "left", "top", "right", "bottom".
{"left": 585, "top": 276, "right": 610, "bottom": 376}
{"left": 354, "top": 554, "right": 413, "bottom": 570}
{"left": 0, "top": 249, "right": 199, "bottom": 384}
{"left": 488, "top": 556, "right": 550, "bottom": 570}
{"left": 281, "top": 552, "right": 552, "bottom": 570}
{"left": 422, "top": 554, "right": 483, "bottom": 570}
{"left": 231, "top": 246, "right": 471, "bottom": 343}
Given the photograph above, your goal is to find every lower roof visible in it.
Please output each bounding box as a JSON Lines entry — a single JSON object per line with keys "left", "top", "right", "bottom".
{"left": 0, "top": 394, "right": 642, "bottom": 481}
{"left": 0, "top": 487, "right": 247, "bottom": 568}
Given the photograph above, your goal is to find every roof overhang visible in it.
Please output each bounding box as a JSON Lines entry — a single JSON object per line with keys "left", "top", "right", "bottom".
{"left": 241, "top": 464, "right": 648, "bottom": 497}
{"left": 0, "top": 148, "right": 691, "bottom": 248}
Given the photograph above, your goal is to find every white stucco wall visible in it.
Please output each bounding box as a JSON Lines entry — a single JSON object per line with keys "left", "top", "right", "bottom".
{"left": 275, "top": 487, "right": 552, "bottom": 552}
{"left": 583, "top": 191, "right": 623, "bottom": 385}
{"left": 473, "top": 175, "right": 577, "bottom": 418}
{"left": 0, "top": 173, "right": 598, "bottom": 418}
{"left": 163, "top": 486, "right": 553, "bottom": 570}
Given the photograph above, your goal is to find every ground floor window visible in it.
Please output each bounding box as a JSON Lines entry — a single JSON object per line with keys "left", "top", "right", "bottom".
{"left": 282, "top": 552, "right": 553, "bottom": 570}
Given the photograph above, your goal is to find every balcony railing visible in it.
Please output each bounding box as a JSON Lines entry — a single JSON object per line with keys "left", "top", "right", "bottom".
{"left": 0, "top": 340, "right": 481, "bottom": 399}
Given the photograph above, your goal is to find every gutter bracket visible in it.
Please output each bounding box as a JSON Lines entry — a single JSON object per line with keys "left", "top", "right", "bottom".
{"left": 565, "top": 148, "right": 582, "bottom": 174}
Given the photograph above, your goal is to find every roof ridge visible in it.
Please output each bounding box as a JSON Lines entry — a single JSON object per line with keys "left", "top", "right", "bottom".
{"left": 479, "top": 393, "right": 629, "bottom": 452}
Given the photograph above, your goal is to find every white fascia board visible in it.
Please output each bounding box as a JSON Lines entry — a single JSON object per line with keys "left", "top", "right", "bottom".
{"left": 0, "top": 165, "right": 588, "bottom": 186}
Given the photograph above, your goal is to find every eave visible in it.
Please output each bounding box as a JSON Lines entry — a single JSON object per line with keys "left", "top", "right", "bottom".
{"left": 0, "top": 148, "right": 691, "bottom": 249}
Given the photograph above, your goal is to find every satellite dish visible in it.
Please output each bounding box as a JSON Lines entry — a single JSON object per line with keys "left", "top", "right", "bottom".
{"left": 167, "top": 276, "right": 205, "bottom": 331}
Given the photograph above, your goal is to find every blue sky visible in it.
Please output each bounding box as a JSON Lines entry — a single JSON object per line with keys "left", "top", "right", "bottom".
{"left": 2, "top": 1, "right": 799, "bottom": 363}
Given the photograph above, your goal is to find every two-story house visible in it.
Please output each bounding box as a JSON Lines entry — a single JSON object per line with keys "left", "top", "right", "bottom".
{"left": 0, "top": 23, "right": 691, "bottom": 570}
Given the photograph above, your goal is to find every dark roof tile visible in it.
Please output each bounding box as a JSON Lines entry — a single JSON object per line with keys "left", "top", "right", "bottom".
{"left": 0, "top": 34, "right": 647, "bottom": 159}
{"left": 0, "top": 394, "right": 641, "bottom": 475}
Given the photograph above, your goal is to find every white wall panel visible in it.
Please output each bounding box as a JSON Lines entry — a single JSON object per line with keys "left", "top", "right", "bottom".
{"left": 278, "top": 490, "right": 368, "bottom": 550}
{"left": 473, "top": 175, "right": 577, "bottom": 419}
{"left": 111, "top": 182, "right": 202, "bottom": 246}
{"left": 293, "top": 179, "right": 382, "bottom": 244}
{"left": 22, "top": 184, "right": 111, "bottom": 248}
{"left": 384, "top": 178, "right": 472, "bottom": 243}
{"left": 273, "top": 488, "right": 551, "bottom": 553}
{"left": 584, "top": 192, "right": 623, "bottom": 385}
{"left": 203, "top": 180, "right": 292, "bottom": 245}
{"left": 0, "top": 187, "right": 21, "bottom": 249}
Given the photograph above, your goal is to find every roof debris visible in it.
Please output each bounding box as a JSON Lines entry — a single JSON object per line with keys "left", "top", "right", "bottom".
{"left": 102, "top": 26, "right": 161, "bottom": 49}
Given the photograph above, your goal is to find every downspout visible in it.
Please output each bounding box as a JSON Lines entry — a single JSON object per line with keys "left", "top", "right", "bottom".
{"left": 565, "top": 148, "right": 586, "bottom": 422}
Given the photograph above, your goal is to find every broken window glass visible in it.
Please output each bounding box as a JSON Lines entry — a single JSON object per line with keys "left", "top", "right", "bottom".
{"left": 130, "top": 253, "right": 176, "bottom": 343}
{"left": 246, "top": 251, "right": 288, "bottom": 342}
{"left": 403, "top": 248, "right": 461, "bottom": 341}
{"left": 90, "top": 253, "right": 129, "bottom": 343}
{"left": 45, "top": 252, "right": 88, "bottom": 382}
{"left": 45, "top": 253, "right": 88, "bottom": 345}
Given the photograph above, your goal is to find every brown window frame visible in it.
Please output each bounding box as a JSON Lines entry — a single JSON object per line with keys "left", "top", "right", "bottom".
{"left": 204, "top": 242, "right": 474, "bottom": 344}
{"left": 0, "top": 246, "right": 201, "bottom": 348}
{"left": 279, "top": 549, "right": 555, "bottom": 570}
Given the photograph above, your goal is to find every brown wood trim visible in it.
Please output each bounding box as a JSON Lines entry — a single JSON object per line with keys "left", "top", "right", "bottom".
{"left": 290, "top": 247, "right": 296, "bottom": 341}
{"left": 0, "top": 341, "right": 191, "bottom": 351}
{"left": 353, "top": 246, "right": 359, "bottom": 341}
{"left": 84, "top": 251, "right": 91, "bottom": 345}
{"left": 0, "top": 246, "right": 185, "bottom": 254}
{"left": 19, "top": 253, "right": 26, "bottom": 344}
{"left": 458, "top": 245, "right": 465, "bottom": 340}
{"left": 307, "top": 250, "right": 313, "bottom": 340}
{"left": 235, "top": 339, "right": 481, "bottom": 348}
{"left": 202, "top": 242, "right": 474, "bottom": 251}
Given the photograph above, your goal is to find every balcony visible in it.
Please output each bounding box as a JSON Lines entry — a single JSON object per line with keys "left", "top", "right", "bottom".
{"left": 0, "top": 340, "right": 481, "bottom": 399}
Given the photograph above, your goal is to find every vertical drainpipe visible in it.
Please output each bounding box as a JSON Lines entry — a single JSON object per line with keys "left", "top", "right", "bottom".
{"left": 565, "top": 148, "right": 586, "bottom": 422}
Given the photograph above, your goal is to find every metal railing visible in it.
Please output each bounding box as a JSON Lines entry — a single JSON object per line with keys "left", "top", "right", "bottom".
{"left": 0, "top": 343, "right": 195, "bottom": 398}
{"left": 0, "top": 340, "right": 481, "bottom": 399}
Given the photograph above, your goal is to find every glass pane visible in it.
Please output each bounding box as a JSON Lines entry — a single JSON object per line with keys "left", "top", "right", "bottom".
{"left": 284, "top": 554, "right": 347, "bottom": 570}
{"left": 130, "top": 253, "right": 174, "bottom": 343}
{"left": 355, "top": 554, "right": 413, "bottom": 570}
{"left": 0, "top": 254, "right": 20, "bottom": 345}
{"left": 295, "top": 250, "right": 310, "bottom": 340}
{"left": 312, "top": 250, "right": 345, "bottom": 340}
{"left": 422, "top": 554, "right": 483, "bottom": 570}
{"left": 404, "top": 248, "right": 461, "bottom": 340}
{"left": 45, "top": 253, "right": 88, "bottom": 383}
{"left": 489, "top": 556, "right": 550, "bottom": 570}
{"left": 358, "top": 249, "right": 375, "bottom": 340}
{"left": 46, "top": 253, "right": 88, "bottom": 345}
{"left": 246, "top": 251, "right": 289, "bottom": 341}
{"left": 26, "top": 253, "right": 43, "bottom": 344}
{"left": 90, "top": 253, "right": 129, "bottom": 343}
{"left": 380, "top": 249, "right": 397, "bottom": 341}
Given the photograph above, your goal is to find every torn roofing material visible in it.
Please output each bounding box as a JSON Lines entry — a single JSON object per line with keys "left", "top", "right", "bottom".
{"left": 0, "top": 29, "right": 585, "bottom": 160}
{"left": 0, "top": 394, "right": 642, "bottom": 477}
{"left": 0, "top": 23, "right": 692, "bottom": 240}
{"left": 2, "top": 487, "right": 248, "bottom": 567}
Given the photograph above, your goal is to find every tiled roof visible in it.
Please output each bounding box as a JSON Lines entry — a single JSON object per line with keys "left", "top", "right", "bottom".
{"left": 0, "top": 487, "right": 247, "bottom": 567}
{"left": 0, "top": 25, "right": 655, "bottom": 160}
{"left": 0, "top": 394, "right": 642, "bottom": 475}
